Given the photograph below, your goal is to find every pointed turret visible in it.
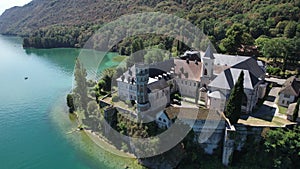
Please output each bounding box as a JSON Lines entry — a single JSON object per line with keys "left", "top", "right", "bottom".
{"left": 203, "top": 44, "right": 215, "bottom": 59}
{"left": 201, "top": 44, "right": 215, "bottom": 81}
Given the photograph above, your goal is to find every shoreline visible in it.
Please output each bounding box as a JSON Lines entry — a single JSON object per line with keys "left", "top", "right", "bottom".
{"left": 84, "top": 129, "right": 137, "bottom": 159}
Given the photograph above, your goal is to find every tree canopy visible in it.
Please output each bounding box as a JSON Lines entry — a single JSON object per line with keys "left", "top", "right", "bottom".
{"left": 264, "top": 126, "right": 300, "bottom": 168}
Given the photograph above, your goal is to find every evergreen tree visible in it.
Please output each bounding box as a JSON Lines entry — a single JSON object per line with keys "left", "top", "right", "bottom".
{"left": 66, "top": 94, "right": 75, "bottom": 113}
{"left": 225, "top": 71, "right": 244, "bottom": 124}
{"left": 293, "top": 98, "right": 300, "bottom": 122}
{"left": 101, "top": 68, "right": 116, "bottom": 92}
{"left": 74, "top": 58, "right": 88, "bottom": 111}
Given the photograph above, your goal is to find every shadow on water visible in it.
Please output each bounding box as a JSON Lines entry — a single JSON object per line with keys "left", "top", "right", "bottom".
{"left": 25, "top": 48, "right": 79, "bottom": 73}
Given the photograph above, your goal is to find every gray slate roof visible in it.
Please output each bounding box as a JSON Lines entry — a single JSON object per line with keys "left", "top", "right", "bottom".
{"left": 232, "top": 57, "right": 265, "bottom": 79}
{"left": 118, "top": 48, "right": 264, "bottom": 93}
{"left": 280, "top": 76, "right": 300, "bottom": 96}
{"left": 213, "top": 54, "right": 249, "bottom": 67}
{"left": 203, "top": 44, "right": 215, "bottom": 59}
{"left": 208, "top": 91, "right": 226, "bottom": 99}
{"left": 148, "top": 79, "right": 169, "bottom": 92}
{"left": 209, "top": 68, "right": 260, "bottom": 90}
{"left": 287, "top": 103, "right": 300, "bottom": 118}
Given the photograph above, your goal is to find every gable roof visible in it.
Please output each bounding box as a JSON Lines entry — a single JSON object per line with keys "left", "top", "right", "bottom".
{"left": 208, "top": 91, "right": 226, "bottom": 99}
{"left": 117, "top": 65, "right": 136, "bottom": 83}
{"left": 213, "top": 53, "right": 249, "bottom": 67}
{"left": 213, "top": 64, "right": 231, "bottom": 75}
{"left": 280, "top": 76, "right": 300, "bottom": 96}
{"left": 232, "top": 57, "right": 265, "bottom": 79}
{"left": 117, "top": 59, "right": 175, "bottom": 83}
{"left": 174, "top": 59, "right": 203, "bottom": 81}
{"left": 148, "top": 59, "right": 175, "bottom": 77}
{"left": 148, "top": 79, "right": 169, "bottom": 92}
{"left": 164, "top": 107, "right": 224, "bottom": 121}
{"left": 208, "top": 68, "right": 260, "bottom": 90}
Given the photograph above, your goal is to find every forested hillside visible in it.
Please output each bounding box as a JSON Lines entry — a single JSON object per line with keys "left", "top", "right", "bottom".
{"left": 1, "top": 0, "right": 299, "bottom": 71}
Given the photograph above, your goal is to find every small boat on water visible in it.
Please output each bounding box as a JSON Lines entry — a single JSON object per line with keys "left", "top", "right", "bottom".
{"left": 24, "top": 77, "right": 28, "bottom": 80}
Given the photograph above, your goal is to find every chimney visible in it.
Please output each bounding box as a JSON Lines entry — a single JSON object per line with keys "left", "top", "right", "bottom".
{"left": 127, "top": 76, "right": 131, "bottom": 83}
{"left": 128, "top": 68, "right": 132, "bottom": 75}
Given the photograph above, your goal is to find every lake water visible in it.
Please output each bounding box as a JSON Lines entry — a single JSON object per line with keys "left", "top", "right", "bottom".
{"left": 0, "top": 35, "right": 142, "bottom": 169}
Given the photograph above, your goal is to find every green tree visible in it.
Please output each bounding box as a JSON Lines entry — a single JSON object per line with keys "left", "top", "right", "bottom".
{"left": 144, "top": 49, "right": 164, "bottom": 64}
{"left": 284, "top": 21, "right": 297, "bottom": 38}
{"left": 261, "top": 38, "right": 292, "bottom": 69}
{"left": 87, "top": 100, "right": 100, "bottom": 116}
{"left": 264, "top": 127, "right": 300, "bottom": 168}
{"left": 126, "top": 38, "right": 145, "bottom": 67}
{"left": 293, "top": 98, "right": 300, "bottom": 122}
{"left": 219, "top": 23, "right": 254, "bottom": 54}
{"left": 255, "top": 36, "right": 269, "bottom": 53}
{"left": 261, "top": 38, "right": 279, "bottom": 62}
{"left": 66, "top": 94, "right": 75, "bottom": 113}
{"left": 225, "top": 71, "right": 244, "bottom": 124}
{"left": 74, "top": 58, "right": 88, "bottom": 111}
{"left": 101, "top": 68, "right": 116, "bottom": 92}
{"left": 96, "top": 79, "right": 105, "bottom": 92}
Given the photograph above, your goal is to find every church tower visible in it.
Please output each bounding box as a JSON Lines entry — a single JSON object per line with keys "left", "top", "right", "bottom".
{"left": 135, "top": 63, "right": 150, "bottom": 112}
{"left": 202, "top": 44, "right": 215, "bottom": 80}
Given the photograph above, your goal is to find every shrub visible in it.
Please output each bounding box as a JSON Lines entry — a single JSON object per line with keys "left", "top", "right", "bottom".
{"left": 87, "top": 80, "right": 97, "bottom": 87}
{"left": 112, "top": 95, "right": 119, "bottom": 102}
{"left": 125, "top": 100, "right": 131, "bottom": 106}
{"left": 266, "top": 66, "right": 281, "bottom": 76}
{"left": 171, "top": 92, "right": 182, "bottom": 101}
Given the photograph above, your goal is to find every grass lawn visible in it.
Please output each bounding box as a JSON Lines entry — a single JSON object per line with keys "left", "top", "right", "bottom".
{"left": 278, "top": 105, "right": 287, "bottom": 115}
{"left": 112, "top": 55, "right": 127, "bottom": 62}
{"left": 238, "top": 116, "right": 293, "bottom": 127}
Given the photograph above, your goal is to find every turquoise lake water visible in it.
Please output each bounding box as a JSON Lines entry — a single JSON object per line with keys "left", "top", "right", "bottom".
{"left": 0, "top": 35, "right": 142, "bottom": 169}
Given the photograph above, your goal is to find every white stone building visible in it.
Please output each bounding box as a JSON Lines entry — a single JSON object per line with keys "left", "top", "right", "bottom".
{"left": 116, "top": 45, "right": 266, "bottom": 115}
{"left": 278, "top": 76, "right": 300, "bottom": 107}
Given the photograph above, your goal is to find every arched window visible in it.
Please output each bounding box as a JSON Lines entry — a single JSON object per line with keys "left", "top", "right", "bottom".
{"left": 204, "top": 68, "right": 208, "bottom": 76}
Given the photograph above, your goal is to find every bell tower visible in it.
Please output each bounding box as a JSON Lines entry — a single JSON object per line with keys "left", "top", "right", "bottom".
{"left": 135, "top": 63, "right": 150, "bottom": 112}
{"left": 202, "top": 44, "right": 215, "bottom": 79}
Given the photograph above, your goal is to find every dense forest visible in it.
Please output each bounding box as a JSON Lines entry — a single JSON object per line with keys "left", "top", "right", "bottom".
{"left": 1, "top": 0, "right": 300, "bottom": 74}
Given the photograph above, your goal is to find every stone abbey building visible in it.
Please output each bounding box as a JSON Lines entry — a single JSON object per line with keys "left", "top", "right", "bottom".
{"left": 117, "top": 45, "right": 267, "bottom": 117}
